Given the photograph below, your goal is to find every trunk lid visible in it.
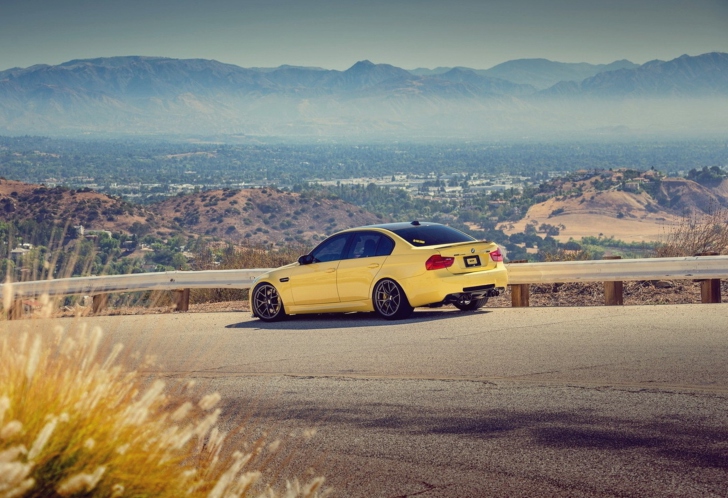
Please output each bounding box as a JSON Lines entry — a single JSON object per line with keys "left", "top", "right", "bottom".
{"left": 433, "top": 240, "right": 502, "bottom": 274}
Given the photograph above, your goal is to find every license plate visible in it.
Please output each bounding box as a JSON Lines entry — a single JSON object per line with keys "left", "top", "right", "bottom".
{"left": 464, "top": 255, "right": 481, "bottom": 267}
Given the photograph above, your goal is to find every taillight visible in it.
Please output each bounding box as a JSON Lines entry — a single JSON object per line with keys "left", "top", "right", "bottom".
{"left": 425, "top": 254, "right": 454, "bottom": 270}
{"left": 489, "top": 248, "right": 504, "bottom": 262}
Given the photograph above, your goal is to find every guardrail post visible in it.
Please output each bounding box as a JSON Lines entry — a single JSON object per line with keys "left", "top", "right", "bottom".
{"left": 603, "top": 256, "right": 623, "bottom": 306}
{"left": 700, "top": 279, "right": 721, "bottom": 304}
{"left": 512, "top": 284, "right": 530, "bottom": 307}
{"left": 92, "top": 294, "right": 108, "bottom": 313}
{"left": 8, "top": 299, "right": 24, "bottom": 320}
{"left": 508, "top": 260, "right": 530, "bottom": 307}
{"left": 174, "top": 288, "right": 190, "bottom": 312}
{"left": 695, "top": 253, "right": 722, "bottom": 304}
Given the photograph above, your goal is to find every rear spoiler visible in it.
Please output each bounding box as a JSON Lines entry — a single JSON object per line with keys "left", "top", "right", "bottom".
{"left": 424, "top": 240, "right": 497, "bottom": 250}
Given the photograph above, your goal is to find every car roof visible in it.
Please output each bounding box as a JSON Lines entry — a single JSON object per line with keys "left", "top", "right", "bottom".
{"left": 355, "top": 221, "right": 441, "bottom": 232}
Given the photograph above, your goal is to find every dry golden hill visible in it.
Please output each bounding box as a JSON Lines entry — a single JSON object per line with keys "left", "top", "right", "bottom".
{"left": 712, "top": 178, "right": 728, "bottom": 198}
{"left": 501, "top": 170, "right": 728, "bottom": 243}
{"left": 659, "top": 177, "right": 728, "bottom": 213}
{"left": 504, "top": 191, "right": 680, "bottom": 243}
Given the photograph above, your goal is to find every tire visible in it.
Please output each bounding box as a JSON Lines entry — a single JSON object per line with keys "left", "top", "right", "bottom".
{"left": 252, "top": 283, "right": 287, "bottom": 322}
{"left": 372, "top": 279, "right": 413, "bottom": 320}
{"left": 453, "top": 296, "right": 489, "bottom": 311}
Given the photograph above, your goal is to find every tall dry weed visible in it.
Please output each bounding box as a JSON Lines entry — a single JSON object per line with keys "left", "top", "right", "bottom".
{"left": 191, "top": 242, "right": 310, "bottom": 304}
{"left": 0, "top": 319, "right": 329, "bottom": 498}
{"left": 656, "top": 208, "right": 728, "bottom": 257}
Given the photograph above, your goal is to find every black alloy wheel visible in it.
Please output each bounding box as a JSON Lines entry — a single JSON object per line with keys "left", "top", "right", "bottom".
{"left": 373, "top": 279, "right": 413, "bottom": 320}
{"left": 252, "top": 283, "right": 286, "bottom": 322}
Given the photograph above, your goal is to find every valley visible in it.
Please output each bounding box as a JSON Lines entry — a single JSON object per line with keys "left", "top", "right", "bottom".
{"left": 1, "top": 161, "right": 727, "bottom": 284}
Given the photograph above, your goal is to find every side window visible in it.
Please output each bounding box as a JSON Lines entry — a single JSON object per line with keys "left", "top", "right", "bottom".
{"left": 310, "top": 234, "right": 349, "bottom": 263}
{"left": 376, "top": 235, "right": 395, "bottom": 256}
{"left": 347, "top": 232, "right": 381, "bottom": 259}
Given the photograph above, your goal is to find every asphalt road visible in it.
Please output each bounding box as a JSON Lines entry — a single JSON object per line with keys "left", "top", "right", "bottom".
{"left": 9, "top": 304, "right": 728, "bottom": 497}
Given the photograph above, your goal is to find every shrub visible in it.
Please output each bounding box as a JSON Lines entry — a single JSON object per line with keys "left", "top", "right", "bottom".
{"left": 0, "top": 319, "right": 328, "bottom": 497}
{"left": 656, "top": 207, "right": 728, "bottom": 257}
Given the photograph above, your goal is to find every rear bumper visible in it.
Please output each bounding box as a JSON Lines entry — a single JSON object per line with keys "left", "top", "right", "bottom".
{"left": 401, "top": 264, "right": 509, "bottom": 308}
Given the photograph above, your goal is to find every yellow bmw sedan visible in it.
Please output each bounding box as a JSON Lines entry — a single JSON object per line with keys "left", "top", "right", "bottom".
{"left": 250, "top": 221, "right": 508, "bottom": 321}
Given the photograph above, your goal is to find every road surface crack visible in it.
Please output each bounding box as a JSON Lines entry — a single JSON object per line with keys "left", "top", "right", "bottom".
{"left": 389, "top": 481, "right": 452, "bottom": 498}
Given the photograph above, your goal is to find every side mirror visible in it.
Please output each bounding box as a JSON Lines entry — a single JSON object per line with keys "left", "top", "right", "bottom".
{"left": 298, "top": 254, "right": 314, "bottom": 265}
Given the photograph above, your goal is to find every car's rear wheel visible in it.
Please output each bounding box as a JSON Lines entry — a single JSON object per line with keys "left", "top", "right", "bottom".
{"left": 453, "top": 296, "right": 489, "bottom": 311}
{"left": 252, "top": 283, "right": 287, "bottom": 322}
{"left": 373, "top": 279, "right": 413, "bottom": 320}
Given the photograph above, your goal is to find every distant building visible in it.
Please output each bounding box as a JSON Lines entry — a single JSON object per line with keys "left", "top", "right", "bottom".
{"left": 85, "top": 230, "right": 113, "bottom": 238}
{"left": 624, "top": 180, "right": 644, "bottom": 192}
{"left": 10, "top": 246, "right": 31, "bottom": 261}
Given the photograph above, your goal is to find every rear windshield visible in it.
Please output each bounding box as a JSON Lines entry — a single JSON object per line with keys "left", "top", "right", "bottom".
{"left": 390, "top": 225, "right": 475, "bottom": 247}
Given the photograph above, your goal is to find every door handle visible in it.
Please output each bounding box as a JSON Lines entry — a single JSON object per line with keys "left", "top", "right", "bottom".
{"left": 368, "top": 263, "right": 380, "bottom": 269}
{"left": 325, "top": 268, "right": 336, "bottom": 273}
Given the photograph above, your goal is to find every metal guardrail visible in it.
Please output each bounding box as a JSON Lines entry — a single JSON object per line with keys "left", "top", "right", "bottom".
{"left": 505, "top": 255, "right": 728, "bottom": 284}
{"left": 3, "top": 268, "right": 271, "bottom": 298}
{"left": 1, "top": 255, "right": 726, "bottom": 314}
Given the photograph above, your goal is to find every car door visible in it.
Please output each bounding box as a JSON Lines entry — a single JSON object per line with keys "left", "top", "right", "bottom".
{"left": 337, "top": 231, "right": 395, "bottom": 302}
{"left": 289, "top": 233, "right": 350, "bottom": 305}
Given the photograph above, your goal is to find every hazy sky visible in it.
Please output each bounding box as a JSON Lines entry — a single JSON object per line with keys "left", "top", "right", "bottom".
{"left": 1, "top": 0, "right": 726, "bottom": 71}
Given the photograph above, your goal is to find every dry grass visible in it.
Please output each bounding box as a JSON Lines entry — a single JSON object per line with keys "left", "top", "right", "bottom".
{"left": 656, "top": 207, "right": 728, "bottom": 257}
{"left": 501, "top": 191, "right": 681, "bottom": 243}
{"left": 0, "top": 304, "right": 329, "bottom": 498}
{"left": 4, "top": 234, "right": 310, "bottom": 315}
{"left": 190, "top": 243, "right": 310, "bottom": 305}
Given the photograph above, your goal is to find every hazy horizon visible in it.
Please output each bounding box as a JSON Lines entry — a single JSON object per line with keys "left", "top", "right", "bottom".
{"left": 1, "top": 0, "right": 726, "bottom": 71}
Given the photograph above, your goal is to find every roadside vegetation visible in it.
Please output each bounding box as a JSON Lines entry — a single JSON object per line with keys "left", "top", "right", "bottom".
{"left": 190, "top": 242, "right": 311, "bottom": 304}
{"left": 0, "top": 316, "right": 329, "bottom": 497}
{"left": 655, "top": 207, "right": 728, "bottom": 257}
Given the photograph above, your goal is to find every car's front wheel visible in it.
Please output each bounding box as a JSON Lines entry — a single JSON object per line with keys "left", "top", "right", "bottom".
{"left": 453, "top": 296, "right": 488, "bottom": 311}
{"left": 373, "top": 279, "right": 413, "bottom": 320}
{"left": 252, "top": 283, "right": 287, "bottom": 322}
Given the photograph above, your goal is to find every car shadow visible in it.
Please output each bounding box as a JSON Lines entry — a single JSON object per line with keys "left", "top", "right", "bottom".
{"left": 225, "top": 308, "right": 492, "bottom": 330}
{"left": 238, "top": 401, "right": 728, "bottom": 471}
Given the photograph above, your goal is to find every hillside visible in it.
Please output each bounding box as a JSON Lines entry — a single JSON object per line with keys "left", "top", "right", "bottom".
{"left": 659, "top": 177, "right": 728, "bottom": 213}
{"left": 501, "top": 170, "right": 728, "bottom": 243}
{"left": 0, "top": 179, "right": 152, "bottom": 233}
{"left": 0, "top": 179, "right": 384, "bottom": 246}
{"left": 154, "top": 187, "right": 383, "bottom": 245}
{"left": 3, "top": 171, "right": 727, "bottom": 253}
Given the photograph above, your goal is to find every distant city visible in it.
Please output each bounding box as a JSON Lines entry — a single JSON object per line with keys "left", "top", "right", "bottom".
{"left": 41, "top": 172, "right": 548, "bottom": 203}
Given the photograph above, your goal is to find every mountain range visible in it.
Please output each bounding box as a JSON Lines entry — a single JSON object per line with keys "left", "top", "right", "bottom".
{"left": 409, "top": 59, "right": 639, "bottom": 90}
{"left": 0, "top": 52, "right": 726, "bottom": 139}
